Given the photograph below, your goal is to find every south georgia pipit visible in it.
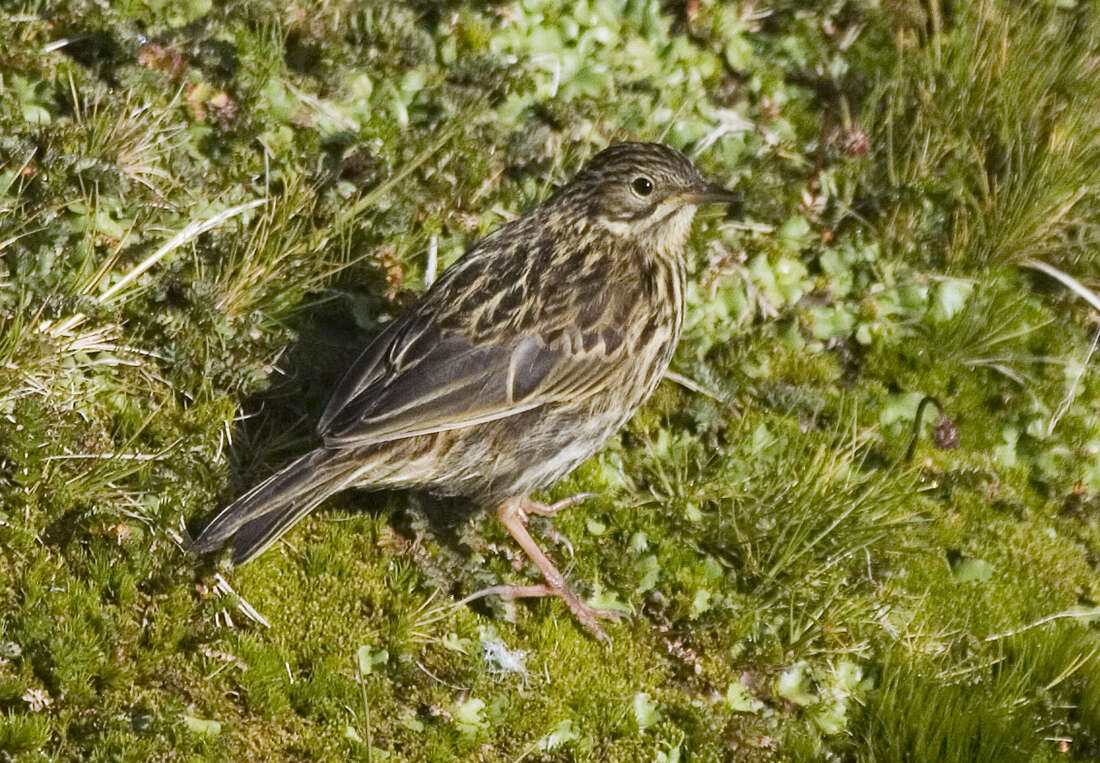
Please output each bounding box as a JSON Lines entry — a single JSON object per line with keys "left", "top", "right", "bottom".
{"left": 190, "top": 142, "right": 740, "bottom": 639}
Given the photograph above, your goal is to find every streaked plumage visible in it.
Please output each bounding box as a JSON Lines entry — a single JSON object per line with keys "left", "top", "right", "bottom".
{"left": 191, "top": 142, "right": 738, "bottom": 638}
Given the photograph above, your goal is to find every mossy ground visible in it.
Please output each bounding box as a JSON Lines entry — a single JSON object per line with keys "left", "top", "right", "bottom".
{"left": 2, "top": 0, "right": 1100, "bottom": 760}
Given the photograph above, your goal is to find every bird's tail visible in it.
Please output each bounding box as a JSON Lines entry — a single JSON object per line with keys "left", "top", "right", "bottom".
{"left": 189, "top": 448, "right": 356, "bottom": 565}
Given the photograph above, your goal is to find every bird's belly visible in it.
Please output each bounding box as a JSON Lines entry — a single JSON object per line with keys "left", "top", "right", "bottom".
{"left": 445, "top": 360, "right": 664, "bottom": 502}
{"left": 347, "top": 398, "right": 628, "bottom": 503}
{"left": 494, "top": 405, "right": 624, "bottom": 491}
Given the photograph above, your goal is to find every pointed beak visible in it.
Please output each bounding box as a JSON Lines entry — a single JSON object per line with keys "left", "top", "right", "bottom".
{"left": 682, "top": 182, "right": 742, "bottom": 214}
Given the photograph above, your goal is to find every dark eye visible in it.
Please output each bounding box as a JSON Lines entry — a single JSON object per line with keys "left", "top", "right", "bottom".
{"left": 631, "top": 176, "right": 654, "bottom": 196}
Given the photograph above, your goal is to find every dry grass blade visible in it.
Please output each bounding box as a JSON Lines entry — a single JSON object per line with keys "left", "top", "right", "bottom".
{"left": 101, "top": 199, "right": 267, "bottom": 303}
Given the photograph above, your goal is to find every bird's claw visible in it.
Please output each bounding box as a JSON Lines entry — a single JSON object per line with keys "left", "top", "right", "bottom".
{"left": 540, "top": 523, "right": 575, "bottom": 557}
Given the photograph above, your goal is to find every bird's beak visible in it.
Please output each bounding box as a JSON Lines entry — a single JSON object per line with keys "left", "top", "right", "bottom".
{"left": 673, "top": 183, "right": 743, "bottom": 220}
{"left": 681, "top": 182, "right": 742, "bottom": 215}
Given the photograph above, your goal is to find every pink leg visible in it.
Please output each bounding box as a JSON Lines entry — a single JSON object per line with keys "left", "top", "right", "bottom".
{"left": 487, "top": 496, "right": 622, "bottom": 640}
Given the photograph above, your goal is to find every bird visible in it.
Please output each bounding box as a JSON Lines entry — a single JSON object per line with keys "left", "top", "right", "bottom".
{"left": 190, "top": 141, "right": 739, "bottom": 639}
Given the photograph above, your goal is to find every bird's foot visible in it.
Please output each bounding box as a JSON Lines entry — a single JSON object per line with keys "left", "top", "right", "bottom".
{"left": 491, "top": 495, "right": 622, "bottom": 640}
{"left": 521, "top": 492, "right": 594, "bottom": 517}
{"left": 477, "top": 583, "right": 624, "bottom": 641}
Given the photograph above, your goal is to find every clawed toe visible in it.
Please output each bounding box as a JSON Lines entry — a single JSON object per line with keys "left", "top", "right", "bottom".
{"left": 571, "top": 604, "right": 627, "bottom": 641}
{"left": 591, "top": 606, "right": 628, "bottom": 623}
{"left": 540, "top": 523, "right": 575, "bottom": 557}
{"left": 524, "top": 492, "right": 595, "bottom": 517}
{"left": 466, "top": 581, "right": 624, "bottom": 640}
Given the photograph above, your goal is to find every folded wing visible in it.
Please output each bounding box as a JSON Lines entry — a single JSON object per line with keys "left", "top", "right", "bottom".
{"left": 318, "top": 311, "right": 625, "bottom": 448}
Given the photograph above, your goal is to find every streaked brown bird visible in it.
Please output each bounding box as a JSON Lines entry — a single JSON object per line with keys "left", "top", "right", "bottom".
{"left": 191, "top": 142, "right": 738, "bottom": 638}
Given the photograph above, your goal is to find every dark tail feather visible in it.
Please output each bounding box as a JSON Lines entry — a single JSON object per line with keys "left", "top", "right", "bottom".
{"left": 190, "top": 448, "right": 351, "bottom": 564}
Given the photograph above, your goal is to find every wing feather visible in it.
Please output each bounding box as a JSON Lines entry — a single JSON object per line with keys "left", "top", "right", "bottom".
{"left": 320, "top": 325, "right": 624, "bottom": 447}
{"left": 318, "top": 238, "right": 634, "bottom": 448}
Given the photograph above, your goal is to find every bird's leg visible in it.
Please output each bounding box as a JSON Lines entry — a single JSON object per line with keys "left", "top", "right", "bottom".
{"left": 488, "top": 496, "right": 621, "bottom": 640}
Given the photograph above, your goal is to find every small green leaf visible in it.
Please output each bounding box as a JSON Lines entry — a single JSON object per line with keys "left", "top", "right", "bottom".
{"left": 356, "top": 645, "right": 372, "bottom": 675}
{"left": 690, "top": 588, "right": 712, "bottom": 618}
{"left": 993, "top": 426, "right": 1019, "bottom": 467}
{"left": 399, "top": 709, "right": 424, "bottom": 733}
{"left": 183, "top": 715, "right": 221, "bottom": 737}
{"left": 399, "top": 69, "right": 428, "bottom": 97}
{"left": 702, "top": 556, "right": 724, "bottom": 581}
{"left": 952, "top": 557, "right": 994, "bottom": 584}
{"left": 632, "top": 692, "right": 661, "bottom": 730}
{"left": 879, "top": 392, "right": 924, "bottom": 433}
{"left": 684, "top": 502, "right": 703, "bottom": 522}
{"left": 726, "top": 681, "right": 764, "bottom": 713}
{"left": 724, "top": 35, "right": 754, "bottom": 70}
{"left": 832, "top": 661, "right": 866, "bottom": 693}
{"left": 454, "top": 697, "right": 487, "bottom": 738}
{"left": 262, "top": 79, "right": 297, "bottom": 123}
{"left": 22, "top": 105, "right": 51, "bottom": 124}
{"left": 896, "top": 284, "right": 929, "bottom": 314}
{"left": 442, "top": 633, "right": 472, "bottom": 653}
{"left": 181, "top": 0, "right": 212, "bottom": 22}
{"left": 538, "top": 718, "right": 578, "bottom": 750}
{"left": 349, "top": 72, "right": 373, "bottom": 101}
{"left": 749, "top": 254, "right": 808, "bottom": 306}
{"left": 776, "top": 663, "right": 816, "bottom": 707}
{"left": 931, "top": 280, "right": 974, "bottom": 322}
{"left": 809, "top": 701, "right": 848, "bottom": 735}
{"left": 588, "top": 585, "right": 630, "bottom": 614}
{"left": 777, "top": 216, "right": 812, "bottom": 251}
{"left": 485, "top": 695, "right": 508, "bottom": 721}
{"left": 357, "top": 646, "right": 388, "bottom": 676}
{"left": 810, "top": 305, "right": 856, "bottom": 340}
{"left": 636, "top": 554, "right": 660, "bottom": 592}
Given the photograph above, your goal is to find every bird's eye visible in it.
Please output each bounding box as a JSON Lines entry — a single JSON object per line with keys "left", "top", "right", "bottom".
{"left": 631, "top": 176, "right": 654, "bottom": 196}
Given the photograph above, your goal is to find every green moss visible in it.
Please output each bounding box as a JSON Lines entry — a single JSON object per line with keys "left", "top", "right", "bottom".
{"left": 2, "top": 0, "right": 1100, "bottom": 758}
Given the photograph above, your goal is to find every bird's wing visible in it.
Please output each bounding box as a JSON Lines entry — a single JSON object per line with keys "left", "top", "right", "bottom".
{"left": 317, "top": 308, "right": 630, "bottom": 448}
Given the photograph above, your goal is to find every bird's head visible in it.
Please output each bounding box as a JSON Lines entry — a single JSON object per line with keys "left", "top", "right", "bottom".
{"left": 551, "top": 142, "right": 740, "bottom": 253}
